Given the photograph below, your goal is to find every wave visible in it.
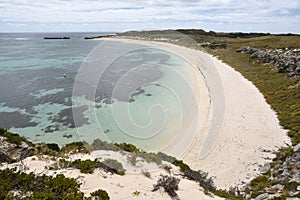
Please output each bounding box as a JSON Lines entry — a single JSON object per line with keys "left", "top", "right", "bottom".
{"left": 0, "top": 37, "right": 30, "bottom": 41}
{"left": 15, "top": 38, "right": 30, "bottom": 40}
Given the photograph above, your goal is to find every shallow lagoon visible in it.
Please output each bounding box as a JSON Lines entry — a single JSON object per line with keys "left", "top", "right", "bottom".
{"left": 0, "top": 34, "right": 198, "bottom": 152}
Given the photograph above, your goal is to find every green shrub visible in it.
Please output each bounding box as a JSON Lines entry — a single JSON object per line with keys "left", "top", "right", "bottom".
{"left": 90, "top": 189, "right": 110, "bottom": 200}
{"left": 251, "top": 191, "right": 265, "bottom": 199}
{"left": 152, "top": 175, "right": 180, "bottom": 198}
{"left": 138, "top": 152, "right": 162, "bottom": 165}
{"left": 61, "top": 141, "right": 89, "bottom": 154}
{"left": 114, "top": 143, "right": 140, "bottom": 153}
{"left": 92, "top": 139, "right": 119, "bottom": 151}
{"left": 0, "top": 128, "right": 31, "bottom": 146}
{"left": 212, "top": 189, "right": 231, "bottom": 198}
{"left": 249, "top": 175, "right": 270, "bottom": 196}
{"left": 0, "top": 168, "right": 85, "bottom": 199}
{"left": 71, "top": 159, "right": 96, "bottom": 174}
{"left": 183, "top": 169, "right": 216, "bottom": 191}
{"left": 0, "top": 127, "right": 7, "bottom": 134}
{"left": 46, "top": 143, "right": 60, "bottom": 151}
{"left": 284, "top": 181, "right": 298, "bottom": 192}
{"left": 132, "top": 191, "right": 140, "bottom": 196}
{"left": 101, "top": 158, "right": 125, "bottom": 175}
{"left": 35, "top": 143, "right": 60, "bottom": 157}
{"left": 157, "top": 152, "right": 176, "bottom": 163}
{"left": 172, "top": 160, "right": 191, "bottom": 172}
{"left": 57, "top": 158, "right": 125, "bottom": 176}
{"left": 212, "top": 189, "right": 243, "bottom": 200}
{"left": 0, "top": 152, "right": 16, "bottom": 164}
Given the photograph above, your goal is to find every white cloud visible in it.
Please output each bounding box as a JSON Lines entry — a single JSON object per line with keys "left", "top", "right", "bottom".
{"left": 0, "top": 0, "right": 299, "bottom": 32}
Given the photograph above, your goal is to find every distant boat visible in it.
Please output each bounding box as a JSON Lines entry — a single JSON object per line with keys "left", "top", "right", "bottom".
{"left": 63, "top": 74, "right": 67, "bottom": 78}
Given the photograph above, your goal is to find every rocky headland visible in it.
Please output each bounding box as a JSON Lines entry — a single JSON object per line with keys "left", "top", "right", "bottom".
{"left": 237, "top": 46, "right": 300, "bottom": 79}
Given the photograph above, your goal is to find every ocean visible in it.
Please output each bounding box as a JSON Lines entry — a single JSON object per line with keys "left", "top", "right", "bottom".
{"left": 0, "top": 32, "right": 198, "bottom": 152}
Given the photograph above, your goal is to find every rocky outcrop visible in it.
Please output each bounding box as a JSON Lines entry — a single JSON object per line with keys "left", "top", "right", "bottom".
{"left": 254, "top": 193, "right": 269, "bottom": 200}
{"left": 236, "top": 46, "right": 258, "bottom": 54}
{"left": 267, "top": 146, "right": 299, "bottom": 198}
{"left": 0, "top": 136, "right": 34, "bottom": 163}
{"left": 271, "top": 146, "right": 300, "bottom": 185}
{"left": 258, "top": 163, "right": 271, "bottom": 175}
{"left": 236, "top": 46, "right": 300, "bottom": 78}
{"left": 242, "top": 145, "right": 300, "bottom": 199}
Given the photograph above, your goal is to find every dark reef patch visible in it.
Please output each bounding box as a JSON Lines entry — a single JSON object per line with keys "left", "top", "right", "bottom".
{"left": 0, "top": 111, "right": 38, "bottom": 129}
{"left": 44, "top": 106, "right": 89, "bottom": 133}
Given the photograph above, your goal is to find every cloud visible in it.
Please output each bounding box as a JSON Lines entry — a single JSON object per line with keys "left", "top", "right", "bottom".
{"left": 0, "top": 0, "right": 299, "bottom": 32}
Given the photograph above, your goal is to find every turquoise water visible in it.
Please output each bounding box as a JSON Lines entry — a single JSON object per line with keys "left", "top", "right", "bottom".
{"left": 0, "top": 33, "right": 198, "bottom": 151}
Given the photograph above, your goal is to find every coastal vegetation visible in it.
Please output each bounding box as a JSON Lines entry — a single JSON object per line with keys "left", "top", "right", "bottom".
{"left": 90, "top": 189, "right": 110, "bottom": 200}
{"left": 0, "top": 128, "right": 33, "bottom": 146}
{"left": 2, "top": 126, "right": 298, "bottom": 199}
{"left": 152, "top": 174, "right": 180, "bottom": 199}
{"left": 0, "top": 168, "right": 109, "bottom": 200}
{"left": 1, "top": 128, "right": 241, "bottom": 199}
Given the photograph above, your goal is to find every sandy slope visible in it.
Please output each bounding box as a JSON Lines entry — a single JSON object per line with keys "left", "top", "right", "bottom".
{"left": 1, "top": 152, "right": 222, "bottom": 200}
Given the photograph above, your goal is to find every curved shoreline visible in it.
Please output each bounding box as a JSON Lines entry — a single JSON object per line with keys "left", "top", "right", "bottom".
{"left": 101, "top": 37, "right": 290, "bottom": 188}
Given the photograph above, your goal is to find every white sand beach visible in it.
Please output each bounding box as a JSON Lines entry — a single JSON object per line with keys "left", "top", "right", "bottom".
{"left": 100, "top": 38, "right": 290, "bottom": 188}
{"left": 1, "top": 38, "right": 291, "bottom": 199}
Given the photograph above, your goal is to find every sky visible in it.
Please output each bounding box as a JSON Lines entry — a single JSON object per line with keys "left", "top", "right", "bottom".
{"left": 0, "top": 0, "right": 299, "bottom": 33}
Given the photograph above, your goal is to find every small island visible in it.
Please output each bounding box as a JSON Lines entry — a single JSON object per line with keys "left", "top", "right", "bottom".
{"left": 44, "top": 37, "right": 70, "bottom": 40}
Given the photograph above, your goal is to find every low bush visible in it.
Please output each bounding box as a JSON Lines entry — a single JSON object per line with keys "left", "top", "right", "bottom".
{"left": 114, "top": 143, "right": 140, "bottom": 153}
{"left": 55, "top": 158, "right": 125, "bottom": 176}
{"left": 172, "top": 160, "right": 191, "bottom": 172}
{"left": 61, "top": 141, "right": 89, "bottom": 154}
{"left": 91, "top": 139, "right": 119, "bottom": 151}
{"left": 101, "top": 158, "right": 125, "bottom": 175}
{"left": 46, "top": 143, "right": 60, "bottom": 151}
{"left": 250, "top": 175, "right": 270, "bottom": 191}
{"left": 0, "top": 128, "right": 32, "bottom": 146}
{"left": 90, "top": 189, "right": 110, "bottom": 200}
{"left": 132, "top": 191, "right": 140, "bottom": 196}
{"left": 152, "top": 175, "right": 180, "bottom": 198}
{"left": 137, "top": 152, "right": 162, "bottom": 165}
{"left": 212, "top": 189, "right": 243, "bottom": 200}
{"left": 284, "top": 181, "right": 298, "bottom": 192}
{"left": 157, "top": 152, "right": 176, "bottom": 163}
{"left": 0, "top": 168, "right": 84, "bottom": 199}
{"left": 183, "top": 169, "right": 216, "bottom": 191}
{"left": 251, "top": 191, "right": 265, "bottom": 199}
{"left": 0, "top": 152, "right": 15, "bottom": 163}
{"left": 72, "top": 159, "right": 96, "bottom": 174}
